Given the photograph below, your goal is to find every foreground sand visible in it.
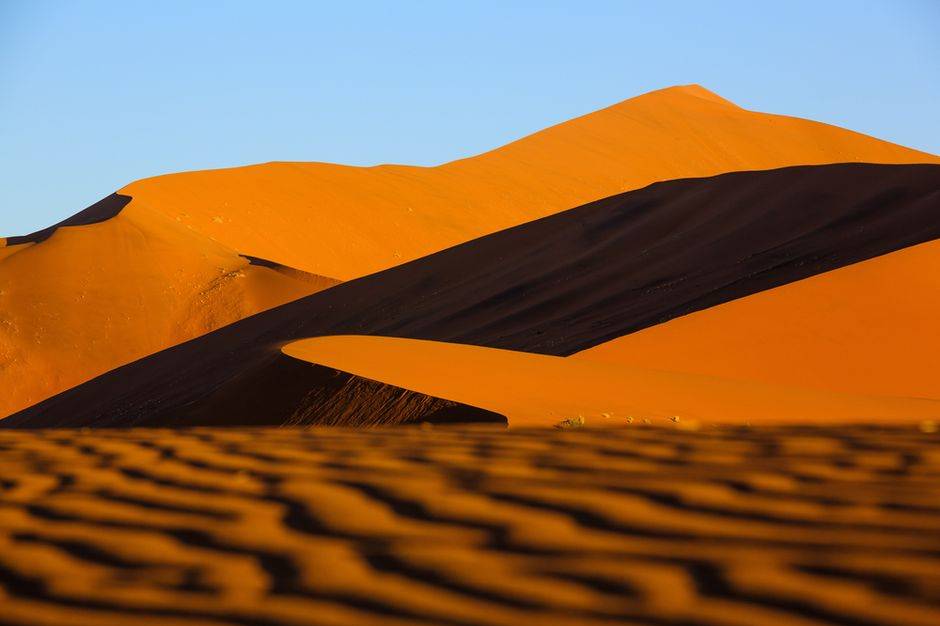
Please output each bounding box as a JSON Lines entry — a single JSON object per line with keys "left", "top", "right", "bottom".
{"left": 1, "top": 425, "right": 939, "bottom": 625}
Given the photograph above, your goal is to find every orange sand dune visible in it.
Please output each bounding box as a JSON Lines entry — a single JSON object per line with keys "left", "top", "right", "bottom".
{"left": 576, "top": 238, "right": 940, "bottom": 401}
{"left": 0, "top": 202, "right": 333, "bottom": 416}
{"left": 4, "top": 84, "right": 938, "bottom": 418}
{"left": 121, "top": 84, "right": 940, "bottom": 280}
{"left": 282, "top": 336, "right": 940, "bottom": 427}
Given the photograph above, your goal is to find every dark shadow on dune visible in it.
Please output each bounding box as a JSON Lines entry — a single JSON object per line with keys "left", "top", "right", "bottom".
{"left": 241, "top": 254, "right": 283, "bottom": 269}
{"left": 6, "top": 163, "right": 940, "bottom": 427}
{"left": 163, "top": 353, "right": 506, "bottom": 428}
{"left": 283, "top": 361, "right": 506, "bottom": 427}
{"left": 241, "top": 254, "right": 342, "bottom": 288}
{"left": 5, "top": 193, "right": 132, "bottom": 246}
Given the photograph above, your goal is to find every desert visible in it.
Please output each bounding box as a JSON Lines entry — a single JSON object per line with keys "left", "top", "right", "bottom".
{"left": 3, "top": 5, "right": 940, "bottom": 623}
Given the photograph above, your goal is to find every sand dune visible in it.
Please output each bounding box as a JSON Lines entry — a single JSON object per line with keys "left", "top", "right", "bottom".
{"left": 121, "top": 84, "right": 940, "bottom": 280}
{"left": 283, "top": 335, "right": 940, "bottom": 427}
{"left": 4, "top": 85, "right": 938, "bottom": 417}
{"left": 1, "top": 425, "right": 939, "bottom": 625}
{"left": 0, "top": 200, "right": 334, "bottom": 416}
{"left": 7, "top": 164, "right": 938, "bottom": 427}
{"left": 576, "top": 237, "right": 940, "bottom": 400}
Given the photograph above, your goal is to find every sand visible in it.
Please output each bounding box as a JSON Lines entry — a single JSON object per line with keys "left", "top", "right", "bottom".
{"left": 4, "top": 85, "right": 939, "bottom": 417}
{"left": 7, "top": 163, "right": 939, "bottom": 428}
{"left": 576, "top": 237, "right": 940, "bottom": 400}
{"left": 0, "top": 425, "right": 938, "bottom": 625}
{"left": 283, "top": 335, "right": 940, "bottom": 427}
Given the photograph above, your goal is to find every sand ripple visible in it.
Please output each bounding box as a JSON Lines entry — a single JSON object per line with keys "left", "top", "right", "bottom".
{"left": 1, "top": 425, "right": 939, "bottom": 625}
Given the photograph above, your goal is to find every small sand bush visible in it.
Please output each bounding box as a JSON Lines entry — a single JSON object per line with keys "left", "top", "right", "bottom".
{"left": 555, "top": 415, "right": 585, "bottom": 429}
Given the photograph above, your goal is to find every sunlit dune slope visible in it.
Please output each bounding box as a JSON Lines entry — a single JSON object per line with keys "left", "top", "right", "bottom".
{"left": 0, "top": 199, "right": 334, "bottom": 416}
{"left": 121, "top": 84, "right": 940, "bottom": 280}
{"left": 282, "top": 336, "right": 940, "bottom": 427}
{"left": 576, "top": 237, "right": 940, "bottom": 400}
{"left": 8, "top": 164, "right": 938, "bottom": 428}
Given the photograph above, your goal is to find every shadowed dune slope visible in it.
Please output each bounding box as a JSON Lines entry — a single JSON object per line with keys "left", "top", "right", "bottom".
{"left": 283, "top": 336, "right": 940, "bottom": 427}
{"left": 3, "top": 84, "right": 938, "bottom": 417}
{"left": 577, "top": 237, "right": 940, "bottom": 400}
{"left": 0, "top": 200, "right": 336, "bottom": 417}
{"left": 4, "top": 193, "right": 132, "bottom": 246}
{"left": 120, "top": 85, "right": 940, "bottom": 280}
{"left": 6, "top": 163, "right": 940, "bottom": 427}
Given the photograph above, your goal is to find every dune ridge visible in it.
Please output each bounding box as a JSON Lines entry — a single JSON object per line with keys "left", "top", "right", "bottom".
{"left": 7, "top": 163, "right": 939, "bottom": 427}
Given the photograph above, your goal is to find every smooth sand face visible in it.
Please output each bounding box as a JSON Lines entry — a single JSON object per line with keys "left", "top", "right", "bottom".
{"left": 0, "top": 202, "right": 333, "bottom": 416}
{"left": 575, "top": 238, "right": 940, "bottom": 401}
{"left": 120, "top": 85, "right": 940, "bottom": 280}
{"left": 282, "top": 336, "right": 940, "bottom": 427}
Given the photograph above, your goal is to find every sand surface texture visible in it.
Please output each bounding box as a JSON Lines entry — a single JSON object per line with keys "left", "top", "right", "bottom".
{"left": 1, "top": 425, "right": 939, "bottom": 626}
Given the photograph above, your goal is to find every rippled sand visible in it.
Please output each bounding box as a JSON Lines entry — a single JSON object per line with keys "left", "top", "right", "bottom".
{"left": 1, "top": 425, "right": 939, "bottom": 625}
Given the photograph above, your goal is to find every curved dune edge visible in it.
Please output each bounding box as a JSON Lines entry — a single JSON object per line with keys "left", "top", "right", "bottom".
{"left": 282, "top": 336, "right": 940, "bottom": 427}
{"left": 119, "top": 84, "right": 940, "bottom": 280}
{"left": 575, "top": 237, "right": 940, "bottom": 400}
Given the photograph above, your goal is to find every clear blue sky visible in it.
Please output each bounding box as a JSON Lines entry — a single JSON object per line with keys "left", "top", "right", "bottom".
{"left": 2, "top": 0, "right": 938, "bottom": 236}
